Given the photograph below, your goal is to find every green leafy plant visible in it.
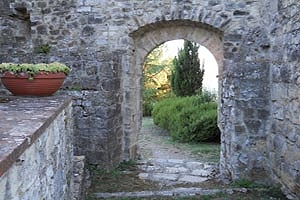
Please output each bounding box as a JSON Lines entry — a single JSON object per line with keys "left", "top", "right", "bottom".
{"left": 35, "top": 44, "right": 51, "bottom": 54}
{"left": 231, "top": 179, "right": 264, "bottom": 188}
{"left": 0, "top": 62, "right": 71, "bottom": 80}
{"left": 117, "top": 160, "right": 137, "bottom": 171}
{"left": 142, "top": 43, "right": 173, "bottom": 116}
{"left": 152, "top": 94, "right": 220, "bottom": 143}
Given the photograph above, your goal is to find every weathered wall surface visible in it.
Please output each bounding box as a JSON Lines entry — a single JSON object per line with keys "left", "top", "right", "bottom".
{"left": 0, "top": 97, "right": 73, "bottom": 200}
{"left": 269, "top": 1, "right": 300, "bottom": 199}
{"left": 0, "top": 1, "right": 32, "bottom": 63}
{"left": 0, "top": 0, "right": 299, "bottom": 198}
{"left": 0, "top": 0, "right": 274, "bottom": 177}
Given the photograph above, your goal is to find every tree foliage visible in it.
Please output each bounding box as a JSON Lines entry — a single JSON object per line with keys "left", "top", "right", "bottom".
{"left": 171, "top": 40, "right": 204, "bottom": 97}
{"left": 142, "top": 44, "right": 173, "bottom": 116}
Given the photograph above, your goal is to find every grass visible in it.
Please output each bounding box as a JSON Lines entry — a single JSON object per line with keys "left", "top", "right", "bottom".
{"left": 140, "top": 117, "right": 220, "bottom": 162}
{"left": 87, "top": 160, "right": 161, "bottom": 194}
{"left": 230, "top": 179, "right": 263, "bottom": 188}
{"left": 87, "top": 162, "right": 287, "bottom": 200}
{"left": 167, "top": 140, "right": 220, "bottom": 163}
{"left": 191, "top": 144, "right": 220, "bottom": 162}
{"left": 118, "top": 160, "right": 137, "bottom": 171}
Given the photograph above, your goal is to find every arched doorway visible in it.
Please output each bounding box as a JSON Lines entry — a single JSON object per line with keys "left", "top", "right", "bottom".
{"left": 122, "top": 20, "right": 223, "bottom": 163}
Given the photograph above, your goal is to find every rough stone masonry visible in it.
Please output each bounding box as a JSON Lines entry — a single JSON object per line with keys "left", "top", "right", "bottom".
{"left": 0, "top": 0, "right": 299, "bottom": 198}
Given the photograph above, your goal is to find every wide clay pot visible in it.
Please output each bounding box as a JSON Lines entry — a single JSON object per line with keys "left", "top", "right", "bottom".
{"left": 0, "top": 72, "right": 66, "bottom": 96}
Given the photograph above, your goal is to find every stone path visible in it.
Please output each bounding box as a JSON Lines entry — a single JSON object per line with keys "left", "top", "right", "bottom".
{"left": 89, "top": 118, "right": 288, "bottom": 199}
{"left": 137, "top": 159, "right": 217, "bottom": 185}
{"left": 93, "top": 187, "right": 250, "bottom": 199}
{"left": 90, "top": 118, "right": 223, "bottom": 199}
{"left": 136, "top": 118, "right": 218, "bottom": 186}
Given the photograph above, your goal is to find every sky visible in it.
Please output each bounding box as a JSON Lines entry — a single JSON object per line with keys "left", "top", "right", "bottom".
{"left": 163, "top": 39, "right": 218, "bottom": 92}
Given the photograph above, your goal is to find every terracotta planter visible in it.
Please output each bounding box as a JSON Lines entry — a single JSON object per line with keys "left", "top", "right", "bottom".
{"left": 1, "top": 72, "right": 66, "bottom": 96}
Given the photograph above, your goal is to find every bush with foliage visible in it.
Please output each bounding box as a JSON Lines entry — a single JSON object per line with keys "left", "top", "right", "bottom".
{"left": 142, "top": 88, "right": 157, "bottom": 117}
{"left": 152, "top": 94, "right": 220, "bottom": 142}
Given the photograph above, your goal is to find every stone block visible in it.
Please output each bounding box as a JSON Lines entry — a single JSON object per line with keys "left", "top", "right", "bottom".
{"left": 167, "top": 159, "right": 185, "bottom": 164}
{"left": 178, "top": 175, "right": 208, "bottom": 183}
{"left": 166, "top": 167, "right": 188, "bottom": 174}
{"left": 152, "top": 173, "right": 178, "bottom": 181}
{"left": 138, "top": 173, "right": 149, "bottom": 180}
{"left": 0, "top": 175, "right": 7, "bottom": 198}
{"left": 0, "top": 97, "right": 73, "bottom": 199}
{"left": 186, "top": 162, "right": 204, "bottom": 169}
{"left": 77, "top": 6, "right": 92, "bottom": 13}
{"left": 271, "top": 83, "right": 288, "bottom": 101}
{"left": 191, "top": 169, "right": 212, "bottom": 177}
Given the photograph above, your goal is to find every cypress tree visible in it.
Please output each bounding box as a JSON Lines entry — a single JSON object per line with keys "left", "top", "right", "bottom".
{"left": 171, "top": 40, "right": 204, "bottom": 97}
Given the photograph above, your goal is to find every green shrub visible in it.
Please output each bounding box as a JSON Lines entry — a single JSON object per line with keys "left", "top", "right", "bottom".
{"left": 172, "top": 103, "right": 220, "bottom": 142}
{"left": 198, "top": 89, "right": 217, "bottom": 103}
{"left": 152, "top": 95, "right": 220, "bottom": 142}
{"left": 152, "top": 97, "right": 187, "bottom": 130}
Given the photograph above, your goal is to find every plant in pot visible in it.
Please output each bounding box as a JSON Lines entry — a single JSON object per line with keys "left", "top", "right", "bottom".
{"left": 0, "top": 62, "right": 71, "bottom": 96}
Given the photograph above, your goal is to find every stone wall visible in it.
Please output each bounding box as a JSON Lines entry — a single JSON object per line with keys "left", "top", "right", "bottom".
{"left": 0, "top": 0, "right": 124, "bottom": 169}
{"left": 1, "top": 0, "right": 271, "bottom": 179}
{"left": 0, "top": 0, "right": 299, "bottom": 198}
{"left": 0, "top": 1, "right": 32, "bottom": 63}
{"left": 0, "top": 97, "right": 73, "bottom": 200}
{"left": 269, "top": 1, "right": 300, "bottom": 199}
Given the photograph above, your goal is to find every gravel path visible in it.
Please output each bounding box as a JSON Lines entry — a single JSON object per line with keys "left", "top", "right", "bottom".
{"left": 137, "top": 117, "right": 218, "bottom": 185}
{"left": 138, "top": 117, "right": 209, "bottom": 161}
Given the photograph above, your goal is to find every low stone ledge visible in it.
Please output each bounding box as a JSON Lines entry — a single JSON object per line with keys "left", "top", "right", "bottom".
{"left": 0, "top": 95, "right": 72, "bottom": 177}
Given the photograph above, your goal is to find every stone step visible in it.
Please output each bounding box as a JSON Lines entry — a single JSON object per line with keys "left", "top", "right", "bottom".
{"left": 91, "top": 187, "right": 249, "bottom": 199}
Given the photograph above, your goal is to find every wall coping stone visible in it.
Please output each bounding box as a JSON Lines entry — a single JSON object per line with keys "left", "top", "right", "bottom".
{"left": 0, "top": 95, "right": 72, "bottom": 177}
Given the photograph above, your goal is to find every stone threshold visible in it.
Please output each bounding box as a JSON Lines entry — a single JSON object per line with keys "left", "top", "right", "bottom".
{"left": 0, "top": 95, "right": 72, "bottom": 177}
{"left": 92, "top": 187, "right": 253, "bottom": 199}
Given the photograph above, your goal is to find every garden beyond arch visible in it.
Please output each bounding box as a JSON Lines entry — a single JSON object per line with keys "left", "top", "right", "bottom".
{"left": 122, "top": 19, "right": 229, "bottom": 176}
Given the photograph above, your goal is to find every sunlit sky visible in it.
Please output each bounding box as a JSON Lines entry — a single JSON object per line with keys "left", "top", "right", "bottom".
{"left": 163, "top": 39, "right": 218, "bottom": 92}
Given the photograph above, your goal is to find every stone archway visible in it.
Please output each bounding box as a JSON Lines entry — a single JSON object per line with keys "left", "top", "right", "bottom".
{"left": 2, "top": 0, "right": 299, "bottom": 196}
{"left": 122, "top": 16, "right": 272, "bottom": 183}
{"left": 122, "top": 19, "right": 223, "bottom": 165}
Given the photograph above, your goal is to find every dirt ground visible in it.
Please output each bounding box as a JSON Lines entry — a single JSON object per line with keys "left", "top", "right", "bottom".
{"left": 138, "top": 117, "right": 202, "bottom": 160}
